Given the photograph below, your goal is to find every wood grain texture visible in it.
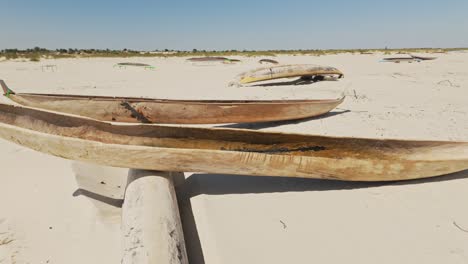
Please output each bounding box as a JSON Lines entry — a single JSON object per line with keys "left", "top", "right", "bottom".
{"left": 0, "top": 103, "right": 467, "bottom": 181}
{"left": 234, "top": 64, "right": 344, "bottom": 85}
{"left": 0, "top": 80, "right": 343, "bottom": 124}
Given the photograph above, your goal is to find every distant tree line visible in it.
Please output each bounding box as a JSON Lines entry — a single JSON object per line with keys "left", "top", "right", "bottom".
{"left": 1, "top": 46, "right": 466, "bottom": 61}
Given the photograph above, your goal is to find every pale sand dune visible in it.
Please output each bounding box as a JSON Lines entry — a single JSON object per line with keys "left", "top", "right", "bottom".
{"left": 1, "top": 52, "right": 468, "bottom": 263}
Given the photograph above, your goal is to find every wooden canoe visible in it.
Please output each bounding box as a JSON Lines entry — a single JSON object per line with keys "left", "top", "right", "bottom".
{"left": 381, "top": 57, "right": 419, "bottom": 63}
{"left": 234, "top": 64, "right": 344, "bottom": 85}
{"left": 186, "top": 57, "right": 228, "bottom": 62}
{"left": 115, "top": 62, "right": 151, "bottom": 67}
{"left": 224, "top": 59, "right": 242, "bottom": 64}
{"left": 0, "top": 103, "right": 467, "bottom": 181}
{"left": 259, "top": 59, "right": 279, "bottom": 65}
{"left": 0, "top": 80, "right": 344, "bottom": 124}
{"left": 410, "top": 55, "right": 437, "bottom": 61}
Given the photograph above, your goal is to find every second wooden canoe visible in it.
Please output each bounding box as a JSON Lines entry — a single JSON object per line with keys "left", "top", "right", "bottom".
{"left": 0, "top": 80, "right": 344, "bottom": 124}
{"left": 0, "top": 103, "right": 467, "bottom": 181}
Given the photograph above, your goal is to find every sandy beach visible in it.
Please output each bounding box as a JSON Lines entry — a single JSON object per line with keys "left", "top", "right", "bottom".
{"left": 1, "top": 52, "right": 468, "bottom": 263}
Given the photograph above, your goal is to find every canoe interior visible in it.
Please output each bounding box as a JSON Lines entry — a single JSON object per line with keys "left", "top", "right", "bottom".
{"left": 9, "top": 92, "right": 341, "bottom": 105}
{"left": 1, "top": 79, "right": 341, "bottom": 104}
{"left": 0, "top": 103, "right": 464, "bottom": 161}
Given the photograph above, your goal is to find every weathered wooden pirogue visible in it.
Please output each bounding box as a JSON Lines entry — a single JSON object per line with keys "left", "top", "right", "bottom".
{"left": 259, "top": 59, "right": 279, "bottom": 65}
{"left": 186, "top": 57, "right": 229, "bottom": 62}
{"left": 410, "top": 54, "right": 437, "bottom": 61}
{"left": 381, "top": 57, "right": 419, "bottom": 63}
{"left": 233, "top": 64, "right": 344, "bottom": 85}
{"left": 115, "top": 62, "right": 151, "bottom": 67}
{"left": 186, "top": 57, "right": 241, "bottom": 64}
{"left": 0, "top": 103, "right": 467, "bottom": 181}
{"left": 0, "top": 80, "right": 344, "bottom": 124}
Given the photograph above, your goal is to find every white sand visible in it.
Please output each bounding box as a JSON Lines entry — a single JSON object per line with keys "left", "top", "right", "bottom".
{"left": 1, "top": 53, "right": 468, "bottom": 263}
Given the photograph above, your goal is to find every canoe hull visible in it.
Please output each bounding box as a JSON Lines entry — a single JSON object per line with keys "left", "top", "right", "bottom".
{"left": 0, "top": 103, "right": 467, "bottom": 181}
{"left": 1, "top": 122, "right": 467, "bottom": 181}
{"left": 7, "top": 93, "right": 344, "bottom": 124}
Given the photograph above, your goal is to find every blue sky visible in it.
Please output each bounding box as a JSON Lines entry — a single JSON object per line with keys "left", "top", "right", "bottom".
{"left": 2, "top": 0, "right": 467, "bottom": 50}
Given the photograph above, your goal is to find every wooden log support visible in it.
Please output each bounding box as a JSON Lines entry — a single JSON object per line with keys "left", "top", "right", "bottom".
{"left": 122, "top": 170, "right": 188, "bottom": 264}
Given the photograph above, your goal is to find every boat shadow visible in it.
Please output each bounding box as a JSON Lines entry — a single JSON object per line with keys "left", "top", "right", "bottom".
{"left": 217, "top": 109, "right": 350, "bottom": 130}
{"left": 175, "top": 169, "right": 468, "bottom": 264}
{"left": 71, "top": 168, "right": 468, "bottom": 264}
{"left": 178, "top": 169, "right": 468, "bottom": 198}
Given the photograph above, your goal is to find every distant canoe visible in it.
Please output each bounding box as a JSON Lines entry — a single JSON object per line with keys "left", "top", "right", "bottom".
{"left": 115, "top": 62, "right": 151, "bottom": 67}
{"left": 1, "top": 103, "right": 467, "bottom": 181}
{"left": 410, "top": 55, "right": 437, "bottom": 61}
{"left": 234, "top": 64, "right": 344, "bottom": 85}
{"left": 224, "top": 59, "right": 242, "bottom": 64}
{"left": 259, "top": 59, "right": 279, "bottom": 65}
{"left": 381, "top": 57, "right": 418, "bottom": 63}
{"left": 1, "top": 80, "right": 344, "bottom": 124}
{"left": 186, "top": 57, "right": 241, "bottom": 64}
{"left": 186, "top": 57, "right": 229, "bottom": 62}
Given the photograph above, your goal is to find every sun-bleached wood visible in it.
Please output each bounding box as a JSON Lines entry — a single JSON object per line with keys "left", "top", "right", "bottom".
{"left": 0, "top": 80, "right": 344, "bottom": 124}
{"left": 233, "top": 64, "right": 344, "bottom": 85}
{"left": 122, "top": 170, "right": 188, "bottom": 264}
{"left": 0, "top": 103, "right": 467, "bottom": 181}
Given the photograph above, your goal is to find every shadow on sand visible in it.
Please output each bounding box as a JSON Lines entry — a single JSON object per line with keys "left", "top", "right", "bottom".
{"left": 218, "top": 109, "right": 350, "bottom": 130}
{"left": 72, "top": 168, "right": 468, "bottom": 264}
{"left": 174, "top": 169, "right": 468, "bottom": 264}
{"left": 176, "top": 169, "right": 468, "bottom": 199}
{"left": 72, "top": 188, "right": 124, "bottom": 208}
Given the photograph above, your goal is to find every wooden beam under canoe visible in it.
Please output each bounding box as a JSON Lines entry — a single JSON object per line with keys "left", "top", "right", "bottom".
{"left": 122, "top": 170, "right": 188, "bottom": 264}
